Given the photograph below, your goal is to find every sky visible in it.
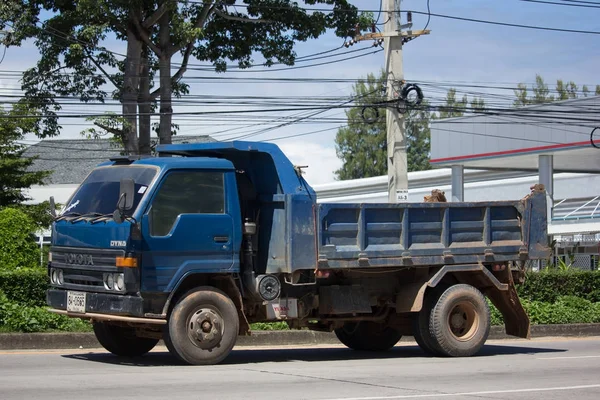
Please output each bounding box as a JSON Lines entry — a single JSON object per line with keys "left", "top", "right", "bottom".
{"left": 1, "top": 0, "right": 599, "bottom": 185}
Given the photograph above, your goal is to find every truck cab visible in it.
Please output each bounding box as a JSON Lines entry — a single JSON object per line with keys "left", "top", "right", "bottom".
{"left": 47, "top": 141, "right": 550, "bottom": 365}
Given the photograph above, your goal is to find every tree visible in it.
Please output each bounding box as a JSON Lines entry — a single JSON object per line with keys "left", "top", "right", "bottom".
{"left": 0, "top": 208, "right": 40, "bottom": 270}
{"left": 514, "top": 75, "right": 599, "bottom": 106}
{"left": 438, "top": 89, "right": 468, "bottom": 119}
{"left": 0, "top": 104, "right": 50, "bottom": 207}
{"left": 1, "top": 1, "right": 363, "bottom": 155}
{"left": 334, "top": 72, "right": 387, "bottom": 180}
{"left": 513, "top": 74, "right": 555, "bottom": 106}
{"left": 334, "top": 70, "right": 433, "bottom": 180}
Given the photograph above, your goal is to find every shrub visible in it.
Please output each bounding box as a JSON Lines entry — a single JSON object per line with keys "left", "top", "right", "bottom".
{"left": 490, "top": 296, "right": 600, "bottom": 326}
{"left": 0, "top": 268, "right": 48, "bottom": 307}
{"left": 518, "top": 270, "right": 600, "bottom": 303}
{"left": 0, "top": 208, "right": 41, "bottom": 271}
{"left": 0, "top": 291, "right": 90, "bottom": 333}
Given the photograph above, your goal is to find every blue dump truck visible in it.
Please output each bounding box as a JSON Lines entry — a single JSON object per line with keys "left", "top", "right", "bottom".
{"left": 46, "top": 141, "right": 550, "bottom": 365}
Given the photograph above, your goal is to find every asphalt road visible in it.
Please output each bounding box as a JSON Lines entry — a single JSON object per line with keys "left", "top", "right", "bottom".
{"left": 1, "top": 338, "right": 600, "bottom": 400}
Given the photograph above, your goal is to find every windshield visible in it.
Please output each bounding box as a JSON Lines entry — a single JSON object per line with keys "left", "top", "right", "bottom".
{"left": 62, "top": 166, "right": 157, "bottom": 216}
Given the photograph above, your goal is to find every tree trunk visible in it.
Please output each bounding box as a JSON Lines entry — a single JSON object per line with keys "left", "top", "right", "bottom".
{"left": 158, "top": 9, "right": 172, "bottom": 148}
{"left": 138, "top": 45, "right": 152, "bottom": 156}
{"left": 122, "top": 16, "right": 142, "bottom": 155}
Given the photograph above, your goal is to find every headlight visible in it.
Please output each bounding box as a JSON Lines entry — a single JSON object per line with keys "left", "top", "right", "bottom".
{"left": 104, "top": 273, "right": 114, "bottom": 290}
{"left": 57, "top": 269, "right": 64, "bottom": 285}
{"left": 115, "top": 273, "right": 125, "bottom": 291}
{"left": 50, "top": 268, "right": 58, "bottom": 284}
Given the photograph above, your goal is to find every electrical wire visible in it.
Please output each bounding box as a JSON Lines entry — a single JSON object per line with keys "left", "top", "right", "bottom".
{"left": 519, "top": 0, "right": 600, "bottom": 7}
{"left": 424, "top": 0, "right": 432, "bottom": 30}
{"left": 0, "top": 46, "right": 6, "bottom": 65}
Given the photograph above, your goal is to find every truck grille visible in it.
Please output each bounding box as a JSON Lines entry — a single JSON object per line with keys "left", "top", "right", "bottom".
{"left": 50, "top": 247, "right": 125, "bottom": 292}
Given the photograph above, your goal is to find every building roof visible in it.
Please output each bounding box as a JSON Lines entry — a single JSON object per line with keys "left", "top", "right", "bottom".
{"left": 430, "top": 96, "right": 600, "bottom": 173}
{"left": 23, "top": 135, "right": 215, "bottom": 184}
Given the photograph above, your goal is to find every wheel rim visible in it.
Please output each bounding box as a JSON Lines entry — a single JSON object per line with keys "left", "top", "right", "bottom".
{"left": 187, "top": 307, "right": 224, "bottom": 350}
{"left": 447, "top": 301, "right": 479, "bottom": 342}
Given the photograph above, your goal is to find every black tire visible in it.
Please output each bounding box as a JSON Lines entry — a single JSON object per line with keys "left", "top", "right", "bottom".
{"left": 334, "top": 321, "right": 402, "bottom": 351}
{"left": 412, "top": 291, "right": 443, "bottom": 356}
{"left": 165, "top": 287, "right": 239, "bottom": 365}
{"left": 93, "top": 321, "right": 159, "bottom": 357}
{"left": 428, "top": 284, "right": 490, "bottom": 357}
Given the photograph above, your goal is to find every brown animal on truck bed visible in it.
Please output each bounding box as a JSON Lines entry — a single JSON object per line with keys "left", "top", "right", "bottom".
{"left": 424, "top": 189, "right": 447, "bottom": 203}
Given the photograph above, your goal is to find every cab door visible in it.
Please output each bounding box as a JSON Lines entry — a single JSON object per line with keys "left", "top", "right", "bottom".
{"left": 140, "top": 169, "right": 238, "bottom": 292}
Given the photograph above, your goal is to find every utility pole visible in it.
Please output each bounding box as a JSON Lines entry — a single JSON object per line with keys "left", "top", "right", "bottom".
{"left": 351, "top": 2, "right": 429, "bottom": 203}
{"left": 384, "top": 0, "right": 407, "bottom": 203}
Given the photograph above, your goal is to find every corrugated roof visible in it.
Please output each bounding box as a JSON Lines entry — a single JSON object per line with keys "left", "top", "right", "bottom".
{"left": 23, "top": 135, "right": 215, "bottom": 184}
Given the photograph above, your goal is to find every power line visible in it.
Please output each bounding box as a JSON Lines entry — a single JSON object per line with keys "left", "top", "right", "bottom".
{"left": 519, "top": 0, "right": 600, "bottom": 7}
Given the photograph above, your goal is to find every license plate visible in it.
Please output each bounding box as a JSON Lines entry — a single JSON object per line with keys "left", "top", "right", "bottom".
{"left": 67, "top": 291, "right": 86, "bottom": 313}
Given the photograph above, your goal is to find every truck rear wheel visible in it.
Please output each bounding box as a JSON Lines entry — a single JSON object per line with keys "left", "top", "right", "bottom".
{"left": 428, "top": 284, "right": 490, "bottom": 357}
{"left": 93, "top": 321, "right": 159, "bottom": 357}
{"left": 165, "top": 287, "right": 239, "bottom": 365}
{"left": 334, "top": 321, "right": 402, "bottom": 351}
{"left": 412, "top": 290, "right": 443, "bottom": 356}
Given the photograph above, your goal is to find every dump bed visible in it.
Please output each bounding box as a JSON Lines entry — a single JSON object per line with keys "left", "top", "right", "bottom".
{"left": 317, "top": 189, "right": 549, "bottom": 269}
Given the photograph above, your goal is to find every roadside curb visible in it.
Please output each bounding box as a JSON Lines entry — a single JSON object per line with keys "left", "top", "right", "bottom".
{"left": 1, "top": 324, "right": 600, "bottom": 350}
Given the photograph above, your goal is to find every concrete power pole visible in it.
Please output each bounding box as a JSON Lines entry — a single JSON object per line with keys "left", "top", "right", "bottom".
{"left": 351, "top": 3, "right": 429, "bottom": 203}
{"left": 384, "top": 0, "right": 407, "bottom": 203}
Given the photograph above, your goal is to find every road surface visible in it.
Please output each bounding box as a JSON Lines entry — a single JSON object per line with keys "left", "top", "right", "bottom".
{"left": 1, "top": 337, "right": 600, "bottom": 400}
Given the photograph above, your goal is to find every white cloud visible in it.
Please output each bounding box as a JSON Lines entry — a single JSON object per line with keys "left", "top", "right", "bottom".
{"left": 277, "top": 141, "right": 342, "bottom": 185}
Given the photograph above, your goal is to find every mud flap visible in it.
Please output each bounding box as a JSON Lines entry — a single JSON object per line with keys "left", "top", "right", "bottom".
{"left": 486, "top": 267, "right": 530, "bottom": 339}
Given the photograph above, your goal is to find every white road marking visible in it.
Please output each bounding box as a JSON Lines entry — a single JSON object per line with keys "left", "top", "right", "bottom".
{"left": 537, "top": 355, "right": 600, "bottom": 360}
{"left": 324, "top": 384, "right": 600, "bottom": 400}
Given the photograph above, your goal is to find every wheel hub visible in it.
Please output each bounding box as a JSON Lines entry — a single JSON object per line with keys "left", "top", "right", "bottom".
{"left": 447, "top": 301, "right": 479, "bottom": 342}
{"left": 188, "top": 308, "right": 223, "bottom": 350}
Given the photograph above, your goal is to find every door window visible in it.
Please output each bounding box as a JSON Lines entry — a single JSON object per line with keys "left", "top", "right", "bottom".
{"left": 150, "top": 171, "right": 225, "bottom": 236}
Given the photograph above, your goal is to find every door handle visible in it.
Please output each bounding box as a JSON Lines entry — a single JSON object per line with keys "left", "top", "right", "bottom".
{"left": 213, "top": 236, "right": 230, "bottom": 243}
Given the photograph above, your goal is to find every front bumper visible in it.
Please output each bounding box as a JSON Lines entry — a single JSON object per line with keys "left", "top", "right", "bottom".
{"left": 47, "top": 289, "right": 144, "bottom": 317}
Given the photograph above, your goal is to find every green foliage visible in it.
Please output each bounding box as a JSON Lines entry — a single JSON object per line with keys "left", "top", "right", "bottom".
{"left": 0, "top": 292, "right": 91, "bottom": 333}
{"left": 438, "top": 89, "right": 467, "bottom": 119}
{"left": 517, "top": 270, "right": 600, "bottom": 303}
{"left": 0, "top": 105, "right": 50, "bottom": 206}
{"left": 14, "top": 201, "right": 56, "bottom": 231}
{"left": 0, "top": 209, "right": 41, "bottom": 271}
{"left": 514, "top": 74, "right": 599, "bottom": 106}
{"left": 490, "top": 296, "right": 600, "bottom": 326}
{"left": 0, "top": 268, "right": 48, "bottom": 307}
{"left": 334, "top": 71, "right": 388, "bottom": 180}
{"left": 334, "top": 70, "right": 434, "bottom": 180}
{"left": 2, "top": 0, "right": 361, "bottom": 153}
{"left": 250, "top": 322, "right": 290, "bottom": 331}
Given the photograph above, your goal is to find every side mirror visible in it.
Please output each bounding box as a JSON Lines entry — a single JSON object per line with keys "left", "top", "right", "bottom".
{"left": 113, "top": 178, "right": 135, "bottom": 224}
{"left": 49, "top": 196, "right": 57, "bottom": 218}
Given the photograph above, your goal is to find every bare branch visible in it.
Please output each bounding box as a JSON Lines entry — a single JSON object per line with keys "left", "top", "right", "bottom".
{"left": 213, "top": 9, "right": 274, "bottom": 24}
{"left": 94, "top": 121, "right": 124, "bottom": 137}
{"left": 85, "top": 49, "right": 120, "bottom": 89}
{"left": 143, "top": 2, "right": 171, "bottom": 29}
{"left": 150, "top": 42, "right": 192, "bottom": 100}
{"left": 132, "top": 18, "right": 162, "bottom": 57}
{"left": 173, "top": 43, "right": 194, "bottom": 82}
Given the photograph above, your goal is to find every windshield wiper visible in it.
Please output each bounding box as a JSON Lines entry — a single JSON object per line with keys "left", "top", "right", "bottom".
{"left": 71, "top": 212, "right": 104, "bottom": 223}
{"left": 89, "top": 213, "right": 115, "bottom": 224}
{"left": 55, "top": 212, "right": 82, "bottom": 222}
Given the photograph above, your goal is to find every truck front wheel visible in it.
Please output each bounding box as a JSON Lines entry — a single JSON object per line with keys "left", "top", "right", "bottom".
{"left": 93, "top": 321, "right": 159, "bottom": 357}
{"left": 165, "top": 287, "right": 239, "bottom": 365}
{"left": 334, "top": 321, "right": 402, "bottom": 351}
{"left": 428, "top": 284, "right": 490, "bottom": 357}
